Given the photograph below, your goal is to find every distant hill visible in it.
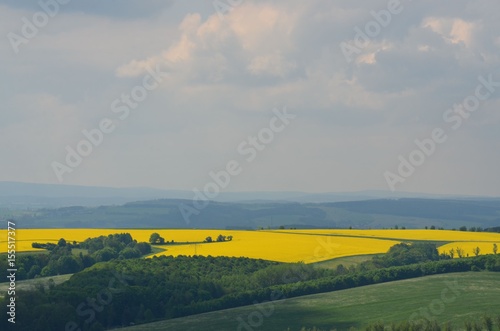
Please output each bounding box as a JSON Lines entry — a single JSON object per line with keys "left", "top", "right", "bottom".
{"left": 0, "top": 181, "right": 187, "bottom": 208}
{"left": 6, "top": 197, "right": 500, "bottom": 230}
{"left": 0, "top": 181, "right": 491, "bottom": 209}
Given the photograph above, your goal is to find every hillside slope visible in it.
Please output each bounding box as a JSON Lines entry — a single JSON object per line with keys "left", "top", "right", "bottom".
{"left": 117, "top": 272, "right": 500, "bottom": 331}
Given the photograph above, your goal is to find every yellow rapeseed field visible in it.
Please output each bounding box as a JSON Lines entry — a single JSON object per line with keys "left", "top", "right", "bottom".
{"left": 147, "top": 230, "right": 400, "bottom": 263}
{"left": 438, "top": 241, "right": 500, "bottom": 258}
{"left": 273, "top": 229, "right": 500, "bottom": 242}
{"left": 1, "top": 229, "right": 498, "bottom": 263}
{"left": 0, "top": 229, "right": 399, "bottom": 263}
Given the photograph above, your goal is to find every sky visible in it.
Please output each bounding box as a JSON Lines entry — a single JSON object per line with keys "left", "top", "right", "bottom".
{"left": 1, "top": 0, "right": 499, "bottom": 196}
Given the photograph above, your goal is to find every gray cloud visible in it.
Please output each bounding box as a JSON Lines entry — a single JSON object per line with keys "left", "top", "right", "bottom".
{"left": 1, "top": 0, "right": 499, "bottom": 196}
{"left": 0, "top": 0, "right": 175, "bottom": 19}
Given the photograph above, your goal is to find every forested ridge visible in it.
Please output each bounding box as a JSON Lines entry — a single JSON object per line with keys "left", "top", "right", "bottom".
{"left": 11, "top": 198, "right": 500, "bottom": 230}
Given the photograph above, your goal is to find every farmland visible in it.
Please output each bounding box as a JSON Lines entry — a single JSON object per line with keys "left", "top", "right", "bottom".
{"left": 0, "top": 229, "right": 399, "bottom": 263}
{"left": 1, "top": 229, "right": 499, "bottom": 263}
{"left": 438, "top": 241, "right": 499, "bottom": 257}
{"left": 273, "top": 229, "right": 500, "bottom": 242}
{"left": 116, "top": 272, "right": 500, "bottom": 331}
{"left": 3, "top": 236, "right": 500, "bottom": 331}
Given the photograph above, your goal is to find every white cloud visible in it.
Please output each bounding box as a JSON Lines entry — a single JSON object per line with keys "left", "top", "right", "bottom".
{"left": 116, "top": 2, "right": 300, "bottom": 84}
{"left": 422, "top": 17, "right": 476, "bottom": 47}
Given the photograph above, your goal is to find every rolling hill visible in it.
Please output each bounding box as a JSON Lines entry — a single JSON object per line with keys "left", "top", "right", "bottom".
{"left": 116, "top": 272, "right": 500, "bottom": 331}
{"left": 5, "top": 197, "right": 500, "bottom": 230}
{"left": 0, "top": 181, "right": 493, "bottom": 208}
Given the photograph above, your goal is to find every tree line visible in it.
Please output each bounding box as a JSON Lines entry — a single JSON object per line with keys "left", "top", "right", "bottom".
{"left": 148, "top": 232, "right": 233, "bottom": 244}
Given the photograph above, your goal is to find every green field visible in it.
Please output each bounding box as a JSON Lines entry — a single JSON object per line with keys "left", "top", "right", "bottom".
{"left": 0, "top": 274, "right": 72, "bottom": 296}
{"left": 312, "top": 254, "right": 380, "bottom": 269}
{"left": 116, "top": 272, "right": 500, "bottom": 331}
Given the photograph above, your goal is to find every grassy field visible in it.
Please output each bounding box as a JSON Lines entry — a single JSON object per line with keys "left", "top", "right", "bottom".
{"left": 0, "top": 274, "right": 72, "bottom": 297}
{"left": 312, "top": 254, "right": 380, "bottom": 269}
{"left": 115, "top": 272, "right": 500, "bottom": 331}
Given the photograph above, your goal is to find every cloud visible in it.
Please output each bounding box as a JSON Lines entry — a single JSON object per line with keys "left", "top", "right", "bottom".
{"left": 423, "top": 17, "right": 476, "bottom": 47}
{"left": 0, "top": 0, "right": 175, "bottom": 19}
{"left": 116, "top": 2, "right": 300, "bottom": 85}
{"left": 247, "top": 52, "right": 297, "bottom": 77}
{"left": 1, "top": 0, "right": 500, "bottom": 195}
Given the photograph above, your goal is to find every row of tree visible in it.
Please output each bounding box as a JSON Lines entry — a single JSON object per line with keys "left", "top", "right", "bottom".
{"left": 205, "top": 234, "right": 233, "bottom": 243}
{"left": 382, "top": 226, "right": 496, "bottom": 232}
{"left": 445, "top": 243, "right": 498, "bottom": 259}
{"left": 148, "top": 232, "right": 234, "bottom": 244}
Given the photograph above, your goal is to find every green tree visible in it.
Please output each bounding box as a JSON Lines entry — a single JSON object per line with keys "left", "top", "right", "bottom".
{"left": 40, "top": 262, "right": 57, "bottom": 277}
{"left": 205, "top": 236, "right": 213, "bottom": 243}
{"left": 57, "top": 238, "right": 67, "bottom": 247}
{"left": 80, "top": 254, "right": 95, "bottom": 268}
{"left": 47, "top": 278, "right": 56, "bottom": 291}
{"left": 149, "top": 232, "right": 160, "bottom": 243}
{"left": 449, "top": 248, "right": 455, "bottom": 259}
{"left": 473, "top": 246, "right": 481, "bottom": 257}
{"left": 149, "top": 232, "right": 165, "bottom": 244}
{"left": 144, "top": 309, "right": 155, "bottom": 321}
{"left": 493, "top": 243, "right": 498, "bottom": 255}
{"left": 17, "top": 267, "right": 27, "bottom": 280}
{"left": 93, "top": 247, "right": 117, "bottom": 262}
{"left": 456, "top": 247, "right": 464, "bottom": 258}
{"left": 136, "top": 242, "right": 152, "bottom": 255}
{"left": 483, "top": 315, "right": 493, "bottom": 331}
{"left": 372, "top": 242, "right": 440, "bottom": 267}
{"left": 27, "top": 265, "right": 41, "bottom": 279}
{"left": 57, "top": 256, "right": 81, "bottom": 274}
{"left": 119, "top": 247, "right": 141, "bottom": 259}
{"left": 336, "top": 264, "right": 348, "bottom": 275}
